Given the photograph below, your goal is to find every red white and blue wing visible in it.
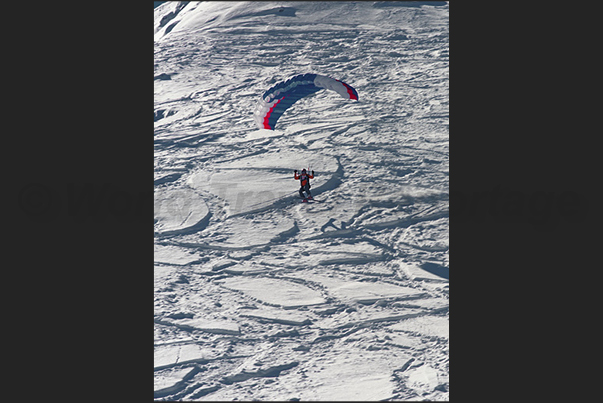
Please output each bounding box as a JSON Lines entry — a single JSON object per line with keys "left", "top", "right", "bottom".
{"left": 253, "top": 73, "right": 359, "bottom": 130}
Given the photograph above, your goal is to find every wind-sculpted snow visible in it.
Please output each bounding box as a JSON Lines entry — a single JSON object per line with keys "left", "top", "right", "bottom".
{"left": 217, "top": 277, "right": 327, "bottom": 308}
{"left": 186, "top": 150, "right": 340, "bottom": 217}
{"left": 155, "top": 1, "right": 448, "bottom": 400}
{"left": 154, "top": 187, "right": 210, "bottom": 236}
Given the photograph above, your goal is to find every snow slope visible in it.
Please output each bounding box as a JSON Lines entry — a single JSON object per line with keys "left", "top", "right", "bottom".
{"left": 154, "top": 1, "right": 448, "bottom": 400}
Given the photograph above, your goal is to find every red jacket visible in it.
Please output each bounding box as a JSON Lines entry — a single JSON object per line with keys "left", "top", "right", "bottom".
{"left": 294, "top": 171, "right": 313, "bottom": 187}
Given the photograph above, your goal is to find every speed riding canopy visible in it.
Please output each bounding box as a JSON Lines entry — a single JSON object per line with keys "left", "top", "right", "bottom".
{"left": 254, "top": 73, "right": 359, "bottom": 130}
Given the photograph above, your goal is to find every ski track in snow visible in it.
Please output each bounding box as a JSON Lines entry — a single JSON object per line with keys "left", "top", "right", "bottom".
{"left": 155, "top": 2, "right": 448, "bottom": 401}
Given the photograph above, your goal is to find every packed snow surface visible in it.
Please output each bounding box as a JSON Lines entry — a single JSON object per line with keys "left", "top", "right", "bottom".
{"left": 154, "top": 1, "right": 448, "bottom": 400}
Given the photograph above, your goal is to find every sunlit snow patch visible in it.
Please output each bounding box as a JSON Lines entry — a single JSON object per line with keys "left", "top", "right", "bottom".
{"left": 154, "top": 366, "right": 198, "bottom": 399}
{"left": 406, "top": 364, "right": 445, "bottom": 394}
{"left": 169, "top": 317, "right": 241, "bottom": 335}
{"left": 154, "top": 243, "right": 206, "bottom": 266}
{"left": 239, "top": 306, "right": 313, "bottom": 326}
{"left": 187, "top": 150, "right": 339, "bottom": 216}
{"left": 387, "top": 315, "right": 449, "bottom": 340}
{"left": 217, "top": 277, "right": 327, "bottom": 308}
{"left": 205, "top": 215, "right": 298, "bottom": 248}
{"left": 288, "top": 272, "right": 427, "bottom": 305}
{"left": 154, "top": 186, "right": 210, "bottom": 235}
{"left": 154, "top": 343, "right": 215, "bottom": 371}
{"left": 293, "top": 344, "right": 411, "bottom": 401}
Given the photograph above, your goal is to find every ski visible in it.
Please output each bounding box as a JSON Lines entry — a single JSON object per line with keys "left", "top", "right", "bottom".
{"left": 300, "top": 197, "right": 319, "bottom": 203}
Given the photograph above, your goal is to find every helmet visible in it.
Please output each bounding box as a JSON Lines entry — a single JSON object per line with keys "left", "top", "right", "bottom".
{"left": 301, "top": 168, "right": 306, "bottom": 173}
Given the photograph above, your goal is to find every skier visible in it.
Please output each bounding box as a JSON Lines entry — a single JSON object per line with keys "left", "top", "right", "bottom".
{"left": 294, "top": 168, "right": 314, "bottom": 202}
